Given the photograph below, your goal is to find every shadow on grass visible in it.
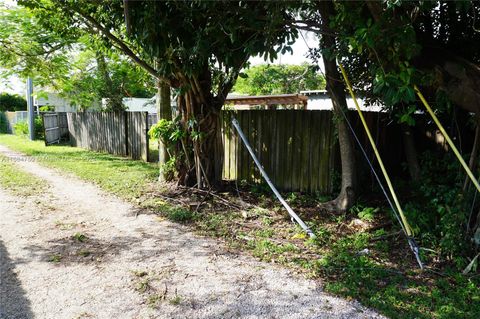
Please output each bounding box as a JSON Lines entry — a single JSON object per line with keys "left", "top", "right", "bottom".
{"left": 0, "top": 239, "right": 34, "bottom": 319}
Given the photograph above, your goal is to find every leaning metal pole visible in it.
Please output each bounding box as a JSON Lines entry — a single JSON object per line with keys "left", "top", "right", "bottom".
{"left": 231, "top": 118, "right": 316, "bottom": 239}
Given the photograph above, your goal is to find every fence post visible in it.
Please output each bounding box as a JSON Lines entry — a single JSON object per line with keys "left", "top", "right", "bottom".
{"left": 144, "top": 111, "right": 149, "bottom": 162}
{"left": 26, "top": 77, "right": 35, "bottom": 140}
{"left": 124, "top": 111, "right": 129, "bottom": 157}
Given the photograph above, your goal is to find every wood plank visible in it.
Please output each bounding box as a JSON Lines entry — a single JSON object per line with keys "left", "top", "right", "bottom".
{"left": 240, "top": 111, "right": 249, "bottom": 183}
{"left": 291, "top": 110, "right": 303, "bottom": 191}
{"left": 222, "top": 111, "right": 230, "bottom": 179}
{"left": 268, "top": 110, "right": 277, "bottom": 184}
{"left": 301, "top": 111, "right": 312, "bottom": 192}
{"left": 230, "top": 111, "right": 238, "bottom": 180}
{"left": 310, "top": 111, "right": 322, "bottom": 193}
{"left": 277, "top": 111, "right": 288, "bottom": 190}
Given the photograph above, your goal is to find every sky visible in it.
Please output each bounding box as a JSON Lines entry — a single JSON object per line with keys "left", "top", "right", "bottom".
{"left": 249, "top": 31, "right": 319, "bottom": 66}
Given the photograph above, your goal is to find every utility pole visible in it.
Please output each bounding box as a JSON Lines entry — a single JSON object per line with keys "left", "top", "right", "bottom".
{"left": 26, "top": 77, "right": 34, "bottom": 140}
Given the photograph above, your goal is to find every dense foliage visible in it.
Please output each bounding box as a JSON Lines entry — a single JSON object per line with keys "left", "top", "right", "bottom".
{"left": 0, "top": 4, "right": 154, "bottom": 111}
{"left": 0, "top": 4, "right": 72, "bottom": 86}
{"left": 314, "top": 1, "right": 480, "bottom": 119}
{"left": 233, "top": 63, "right": 326, "bottom": 95}
{"left": 57, "top": 46, "right": 155, "bottom": 110}
{"left": 0, "top": 92, "right": 27, "bottom": 111}
{"left": 13, "top": 117, "right": 44, "bottom": 140}
{"left": 296, "top": 0, "right": 480, "bottom": 272}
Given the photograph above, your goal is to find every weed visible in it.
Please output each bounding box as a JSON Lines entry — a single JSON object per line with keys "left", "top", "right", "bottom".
{"left": 255, "top": 229, "right": 275, "bottom": 238}
{"left": 166, "top": 208, "right": 196, "bottom": 223}
{"left": 251, "top": 239, "right": 299, "bottom": 260}
{"left": 48, "top": 254, "right": 62, "bottom": 263}
{"left": 135, "top": 278, "right": 150, "bottom": 293}
{"left": 199, "top": 214, "right": 232, "bottom": 237}
{"left": 77, "top": 249, "right": 91, "bottom": 257}
{"left": 169, "top": 295, "right": 182, "bottom": 306}
{"left": 147, "top": 294, "right": 162, "bottom": 308}
{"left": 261, "top": 216, "right": 273, "bottom": 226}
{"left": 131, "top": 270, "right": 148, "bottom": 277}
{"left": 351, "top": 205, "right": 379, "bottom": 222}
{"left": 54, "top": 220, "right": 76, "bottom": 230}
{"left": 72, "top": 232, "right": 87, "bottom": 242}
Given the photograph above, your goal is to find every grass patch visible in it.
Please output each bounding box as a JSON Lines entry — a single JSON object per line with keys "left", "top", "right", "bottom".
{"left": 169, "top": 295, "right": 182, "bottom": 306}
{"left": 72, "top": 232, "right": 88, "bottom": 242}
{"left": 166, "top": 207, "right": 197, "bottom": 223}
{"left": 48, "top": 254, "right": 62, "bottom": 263}
{"left": 0, "top": 134, "right": 158, "bottom": 200}
{"left": 0, "top": 154, "right": 45, "bottom": 196}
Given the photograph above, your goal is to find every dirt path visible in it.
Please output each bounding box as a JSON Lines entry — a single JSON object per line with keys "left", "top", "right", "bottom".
{"left": 0, "top": 145, "right": 385, "bottom": 319}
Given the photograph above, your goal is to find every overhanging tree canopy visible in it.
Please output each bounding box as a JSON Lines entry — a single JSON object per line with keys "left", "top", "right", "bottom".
{"left": 21, "top": 0, "right": 299, "bottom": 187}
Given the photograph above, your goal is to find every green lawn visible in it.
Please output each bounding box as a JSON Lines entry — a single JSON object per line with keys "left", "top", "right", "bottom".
{"left": 0, "top": 154, "right": 46, "bottom": 196}
{"left": 0, "top": 134, "right": 159, "bottom": 200}
{"left": 0, "top": 133, "right": 478, "bottom": 319}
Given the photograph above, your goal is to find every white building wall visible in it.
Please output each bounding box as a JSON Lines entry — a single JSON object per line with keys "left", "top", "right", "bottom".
{"left": 302, "top": 90, "right": 383, "bottom": 112}
{"left": 122, "top": 97, "right": 156, "bottom": 113}
{"left": 34, "top": 93, "right": 78, "bottom": 112}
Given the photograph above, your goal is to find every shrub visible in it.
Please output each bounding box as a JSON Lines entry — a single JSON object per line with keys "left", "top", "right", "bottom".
{"left": 13, "top": 121, "right": 29, "bottom": 136}
{"left": 13, "top": 117, "right": 44, "bottom": 140}
{"left": 0, "top": 112, "right": 8, "bottom": 133}
{"left": 405, "top": 151, "right": 475, "bottom": 268}
{"left": 0, "top": 92, "right": 27, "bottom": 112}
{"left": 148, "top": 118, "right": 187, "bottom": 180}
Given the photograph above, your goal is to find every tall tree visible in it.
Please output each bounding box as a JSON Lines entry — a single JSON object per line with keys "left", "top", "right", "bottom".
{"left": 21, "top": 0, "right": 298, "bottom": 188}
{"left": 233, "top": 63, "right": 326, "bottom": 95}
{"left": 57, "top": 46, "right": 155, "bottom": 111}
{"left": 317, "top": 1, "right": 357, "bottom": 211}
{"left": 0, "top": 4, "right": 72, "bottom": 86}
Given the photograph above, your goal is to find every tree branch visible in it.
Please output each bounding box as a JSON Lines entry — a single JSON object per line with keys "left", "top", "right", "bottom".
{"left": 58, "top": 2, "right": 165, "bottom": 83}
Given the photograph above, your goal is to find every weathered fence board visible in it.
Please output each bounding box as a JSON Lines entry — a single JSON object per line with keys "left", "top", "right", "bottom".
{"left": 221, "top": 109, "right": 432, "bottom": 194}
{"left": 1, "top": 111, "right": 28, "bottom": 134}
{"left": 222, "top": 110, "right": 336, "bottom": 194}
{"left": 67, "top": 112, "right": 148, "bottom": 161}
{"left": 42, "top": 112, "right": 68, "bottom": 144}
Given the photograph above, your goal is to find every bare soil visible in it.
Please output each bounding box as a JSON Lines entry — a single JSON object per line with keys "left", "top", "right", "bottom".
{"left": 0, "top": 145, "right": 385, "bottom": 319}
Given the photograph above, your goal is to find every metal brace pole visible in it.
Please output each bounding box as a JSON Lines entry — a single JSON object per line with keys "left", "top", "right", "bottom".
{"left": 26, "top": 77, "right": 34, "bottom": 141}
{"left": 232, "top": 118, "right": 316, "bottom": 239}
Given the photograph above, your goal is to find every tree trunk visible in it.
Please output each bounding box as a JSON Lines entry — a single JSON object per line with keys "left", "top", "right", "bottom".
{"left": 156, "top": 80, "right": 172, "bottom": 182}
{"left": 176, "top": 88, "right": 223, "bottom": 189}
{"left": 318, "top": 0, "right": 357, "bottom": 212}
{"left": 325, "top": 62, "right": 357, "bottom": 211}
{"left": 197, "top": 108, "right": 223, "bottom": 188}
{"left": 402, "top": 124, "right": 421, "bottom": 182}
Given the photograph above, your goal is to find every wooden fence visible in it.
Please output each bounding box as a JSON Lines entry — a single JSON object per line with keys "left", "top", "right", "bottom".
{"left": 67, "top": 112, "right": 148, "bottom": 161}
{"left": 1, "top": 111, "right": 28, "bottom": 134}
{"left": 221, "top": 109, "right": 416, "bottom": 194}
{"left": 222, "top": 110, "right": 336, "bottom": 193}
{"left": 42, "top": 112, "right": 69, "bottom": 144}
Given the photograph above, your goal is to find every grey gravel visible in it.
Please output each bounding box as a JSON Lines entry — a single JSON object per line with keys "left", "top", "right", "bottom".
{"left": 0, "top": 145, "right": 386, "bottom": 319}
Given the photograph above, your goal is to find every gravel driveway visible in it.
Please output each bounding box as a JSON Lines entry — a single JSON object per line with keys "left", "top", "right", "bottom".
{"left": 0, "top": 145, "right": 385, "bottom": 319}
